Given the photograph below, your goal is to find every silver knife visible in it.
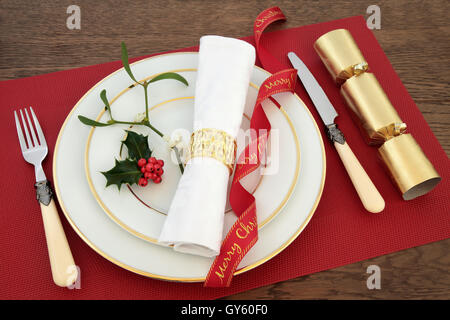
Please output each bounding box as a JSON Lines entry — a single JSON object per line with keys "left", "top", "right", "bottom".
{"left": 288, "top": 52, "right": 385, "bottom": 213}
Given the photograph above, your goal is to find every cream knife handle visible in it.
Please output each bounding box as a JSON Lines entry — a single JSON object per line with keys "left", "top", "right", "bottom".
{"left": 334, "top": 141, "right": 385, "bottom": 213}
{"left": 40, "top": 198, "right": 78, "bottom": 287}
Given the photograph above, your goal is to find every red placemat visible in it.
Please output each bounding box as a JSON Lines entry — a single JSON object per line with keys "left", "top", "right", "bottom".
{"left": 0, "top": 16, "right": 448, "bottom": 300}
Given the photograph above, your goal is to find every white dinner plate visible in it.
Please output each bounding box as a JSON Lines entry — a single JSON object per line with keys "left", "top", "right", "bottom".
{"left": 85, "top": 69, "right": 301, "bottom": 243}
{"left": 53, "top": 52, "right": 326, "bottom": 281}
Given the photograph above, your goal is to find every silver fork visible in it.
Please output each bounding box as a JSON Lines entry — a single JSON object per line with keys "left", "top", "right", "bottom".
{"left": 14, "top": 107, "right": 78, "bottom": 287}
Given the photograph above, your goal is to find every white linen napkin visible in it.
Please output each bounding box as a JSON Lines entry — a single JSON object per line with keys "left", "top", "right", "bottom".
{"left": 158, "top": 35, "right": 256, "bottom": 257}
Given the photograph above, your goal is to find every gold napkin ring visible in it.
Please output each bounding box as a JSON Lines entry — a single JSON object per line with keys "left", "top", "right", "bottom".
{"left": 187, "top": 128, "right": 237, "bottom": 175}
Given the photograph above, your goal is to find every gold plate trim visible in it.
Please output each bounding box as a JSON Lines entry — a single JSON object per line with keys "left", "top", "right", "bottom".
{"left": 53, "top": 51, "right": 326, "bottom": 282}
{"left": 84, "top": 70, "right": 301, "bottom": 243}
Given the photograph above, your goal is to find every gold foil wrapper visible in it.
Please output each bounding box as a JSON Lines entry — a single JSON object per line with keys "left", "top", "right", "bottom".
{"left": 314, "top": 29, "right": 368, "bottom": 85}
{"left": 313, "top": 28, "right": 441, "bottom": 199}
{"left": 341, "top": 73, "right": 406, "bottom": 145}
{"left": 378, "top": 134, "right": 441, "bottom": 200}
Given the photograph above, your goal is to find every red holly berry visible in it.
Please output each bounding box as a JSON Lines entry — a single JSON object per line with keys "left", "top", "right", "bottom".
{"left": 153, "top": 176, "right": 162, "bottom": 184}
{"left": 149, "top": 157, "right": 157, "bottom": 164}
{"left": 138, "top": 177, "right": 148, "bottom": 187}
{"left": 157, "top": 159, "right": 164, "bottom": 167}
{"left": 144, "top": 172, "right": 152, "bottom": 179}
{"left": 145, "top": 163, "right": 154, "bottom": 173}
{"left": 157, "top": 168, "right": 164, "bottom": 176}
{"left": 137, "top": 158, "right": 147, "bottom": 168}
{"left": 140, "top": 166, "right": 146, "bottom": 174}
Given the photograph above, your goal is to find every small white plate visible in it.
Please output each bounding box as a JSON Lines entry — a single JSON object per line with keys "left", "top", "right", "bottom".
{"left": 53, "top": 52, "right": 326, "bottom": 281}
{"left": 85, "top": 70, "right": 301, "bottom": 243}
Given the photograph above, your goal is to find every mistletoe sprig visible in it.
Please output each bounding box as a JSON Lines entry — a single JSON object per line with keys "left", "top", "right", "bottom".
{"left": 78, "top": 42, "right": 188, "bottom": 188}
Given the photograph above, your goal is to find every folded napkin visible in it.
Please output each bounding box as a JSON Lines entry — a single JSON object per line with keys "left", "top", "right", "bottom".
{"left": 158, "top": 35, "right": 256, "bottom": 257}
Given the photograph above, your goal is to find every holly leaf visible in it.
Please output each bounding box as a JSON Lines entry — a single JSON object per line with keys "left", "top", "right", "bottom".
{"left": 122, "top": 130, "right": 152, "bottom": 160}
{"left": 101, "top": 158, "right": 141, "bottom": 190}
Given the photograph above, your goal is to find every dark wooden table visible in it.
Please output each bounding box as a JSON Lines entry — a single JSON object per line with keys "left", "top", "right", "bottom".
{"left": 1, "top": 0, "right": 448, "bottom": 299}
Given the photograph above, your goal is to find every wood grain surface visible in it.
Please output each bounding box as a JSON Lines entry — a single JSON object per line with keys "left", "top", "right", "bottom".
{"left": 0, "top": 0, "right": 448, "bottom": 299}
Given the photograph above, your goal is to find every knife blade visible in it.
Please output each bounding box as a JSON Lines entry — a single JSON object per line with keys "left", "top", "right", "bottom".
{"left": 288, "top": 52, "right": 385, "bottom": 213}
{"left": 287, "top": 52, "right": 337, "bottom": 126}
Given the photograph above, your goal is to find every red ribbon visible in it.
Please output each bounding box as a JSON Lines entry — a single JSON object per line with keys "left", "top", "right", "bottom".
{"left": 254, "top": 6, "right": 287, "bottom": 72}
{"left": 204, "top": 7, "right": 297, "bottom": 287}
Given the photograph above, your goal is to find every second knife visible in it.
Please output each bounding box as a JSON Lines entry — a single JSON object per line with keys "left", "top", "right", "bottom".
{"left": 288, "top": 52, "right": 385, "bottom": 213}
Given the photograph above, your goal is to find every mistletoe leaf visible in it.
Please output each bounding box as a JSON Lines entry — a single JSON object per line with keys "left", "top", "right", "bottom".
{"left": 122, "top": 130, "right": 152, "bottom": 160}
{"left": 78, "top": 115, "right": 112, "bottom": 127}
{"left": 101, "top": 158, "right": 141, "bottom": 190}
{"left": 100, "top": 89, "right": 111, "bottom": 115}
{"left": 121, "top": 42, "right": 138, "bottom": 83}
{"left": 148, "top": 72, "right": 189, "bottom": 86}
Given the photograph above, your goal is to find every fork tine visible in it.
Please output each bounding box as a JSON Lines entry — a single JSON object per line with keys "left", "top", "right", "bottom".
{"left": 14, "top": 111, "right": 28, "bottom": 152}
{"left": 19, "top": 109, "right": 33, "bottom": 148}
{"left": 24, "top": 108, "right": 39, "bottom": 147}
{"left": 30, "top": 107, "right": 47, "bottom": 147}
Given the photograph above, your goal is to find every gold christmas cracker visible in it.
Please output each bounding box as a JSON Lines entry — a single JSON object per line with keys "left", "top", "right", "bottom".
{"left": 341, "top": 73, "right": 406, "bottom": 145}
{"left": 314, "top": 29, "right": 441, "bottom": 200}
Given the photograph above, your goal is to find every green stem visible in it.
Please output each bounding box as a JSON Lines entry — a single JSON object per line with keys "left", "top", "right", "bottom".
{"left": 108, "top": 108, "right": 114, "bottom": 121}
{"left": 112, "top": 120, "right": 164, "bottom": 139}
{"left": 173, "top": 147, "right": 185, "bottom": 174}
{"left": 143, "top": 83, "right": 149, "bottom": 121}
{"left": 112, "top": 120, "right": 144, "bottom": 126}
{"left": 110, "top": 120, "right": 163, "bottom": 140}
{"left": 143, "top": 121, "right": 164, "bottom": 138}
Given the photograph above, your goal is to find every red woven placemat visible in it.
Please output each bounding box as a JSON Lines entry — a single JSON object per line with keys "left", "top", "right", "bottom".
{"left": 0, "top": 16, "right": 448, "bottom": 299}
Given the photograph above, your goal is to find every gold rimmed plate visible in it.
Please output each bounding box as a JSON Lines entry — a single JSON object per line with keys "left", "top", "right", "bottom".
{"left": 85, "top": 69, "right": 301, "bottom": 243}
{"left": 53, "top": 52, "right": 326, "bottom": 281}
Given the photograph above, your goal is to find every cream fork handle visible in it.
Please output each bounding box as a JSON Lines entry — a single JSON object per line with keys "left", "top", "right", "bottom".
{"left": 334, "top": 141, "right": 385, "bottom": 213}
{"left": 40, "top": 199, "right": 78, "bottom": 287}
